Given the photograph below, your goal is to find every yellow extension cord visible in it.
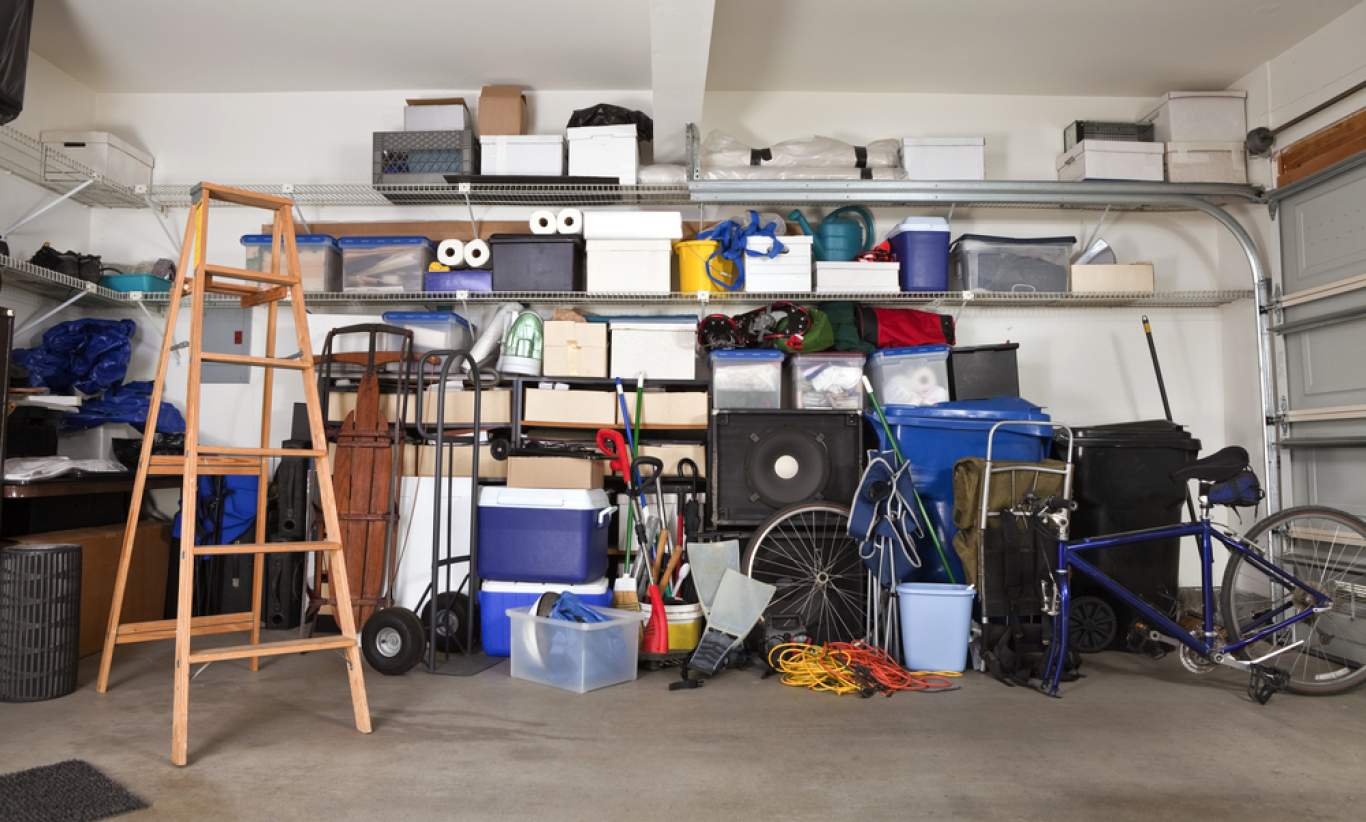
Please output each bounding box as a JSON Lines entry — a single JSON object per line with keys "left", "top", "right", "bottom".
{"left": 767, "top": 642, "right": 962, "bottom": 696}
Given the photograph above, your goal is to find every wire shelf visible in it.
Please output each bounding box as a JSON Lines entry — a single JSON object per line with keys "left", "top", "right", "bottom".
{"left": 0, "top": 254, "right": 136, "bottom": 305}
{"left": 147, "top": 182, "right": 695, "bottom": 208}
{"left": 0, "top": 126, "right": 150, "bottom": 209}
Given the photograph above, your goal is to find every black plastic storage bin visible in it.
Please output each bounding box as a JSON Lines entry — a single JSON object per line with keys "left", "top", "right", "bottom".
{"left": 0, "top": 543, "right": 82, "bottom": 702}
{"left": 490, "top": 234, "right": 584, "bottom": 291}
{"left": 1055, "top": 421, "right": 1199, "bottom": 651}
{"left": 949, "top": 343, "right": 1019, "bottom": 400}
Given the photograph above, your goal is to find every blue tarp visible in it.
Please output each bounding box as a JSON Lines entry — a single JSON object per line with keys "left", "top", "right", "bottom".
{"left": 13, "top": 318, "right": 136, "bottom": 395}
{"left": 172, "top": 476, "right": 259, "bottom": 546}
{"left": 63, "top": 381, "right": 186, "bottom": 433}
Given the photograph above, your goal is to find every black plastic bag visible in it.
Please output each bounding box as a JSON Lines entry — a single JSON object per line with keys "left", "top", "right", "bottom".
{"left": 0, "top": 0, "right": 35, "bottom": 125}
{"left": 566, "top": 104, "right": 652, "bottom": 143}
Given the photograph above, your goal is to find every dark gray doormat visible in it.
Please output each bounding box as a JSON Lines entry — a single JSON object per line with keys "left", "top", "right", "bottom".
{"left": 0, "top": 760, "right": 148, "bottom": 821}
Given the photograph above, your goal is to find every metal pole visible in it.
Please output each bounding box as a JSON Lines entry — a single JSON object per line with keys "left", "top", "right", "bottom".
{"left": 14, "top": 289, "right": 90, "bottom": 337}
{"left": 3, "top": 180, "right": 94, "bottom": 236}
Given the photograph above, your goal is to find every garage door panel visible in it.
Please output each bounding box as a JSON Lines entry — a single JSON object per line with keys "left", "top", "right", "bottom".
{"left": 1286, "top": 311, "right": 1366, "bottom": 409}
{"left": 1291, "top": 445, "right": 1366, "bottom": 515}
{"left": 1281, "top": 162, "right": 1366, "bottom": 295}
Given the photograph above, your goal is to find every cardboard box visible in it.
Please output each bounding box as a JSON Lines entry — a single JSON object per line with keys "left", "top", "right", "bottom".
{"left": 607, "top": 443, "right": 705, "bottom": 477}
{"left": 615, "top": 391, "right": 708, "bottom": 426}
{"left": 327, "top": 391, "right": 415, "bottom": 424}
{"left": 12, "top": 521, "right": 171, "bottom": 657}
{"left": 1071, "top": 263, "right": 1155, "bottom": 293}
{"left": 543, "top": 321, "right": 608, "bottom": 378}
{"left": 479, "top": 85, "right": 526, "bottom": 136}
{"left": 412, "top": 444, "right": 507, "bottom": 478}
{"left": 507, "top": 456, "right": 604, "bottom": 489}
{"left": 523, "top": 388, "right": 617, "bottom": 426}
{"left": 610, "top": 322, "right": 697, "bottom": 380}
{"left": 404, "top": 97, "right": 470, "bottom": 131}
{"left": 420, "top": 387, "right": 513, "bottom": 425}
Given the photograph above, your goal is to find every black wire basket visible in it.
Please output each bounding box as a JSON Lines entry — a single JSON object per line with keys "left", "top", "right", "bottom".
{"left": 0, "top": 543, "right": 82, "bottom": 702}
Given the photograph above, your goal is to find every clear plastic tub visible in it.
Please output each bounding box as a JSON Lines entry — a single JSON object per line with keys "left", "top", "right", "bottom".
{"left": 951, "top": 235, "right": 1074, "bottom": 293}
{"left": 867, "top": 345, "right": 950, "bottom": 407}
{"left": 242, "top": 234, "right": 341, "bottom": 291}
{"left": 507, "top": 605, "right": 645, "bottom": 693}
{"left": 710, "top": 349, "right": 784, "bottom": 409}
{"left": 380, "top": 311, "right": 473, "bottom": 353}
{"left": 789, "top": 352, "right": 866, "bottom": 409}
{"left": 338, "top": 236, "right": 434, "bottom": 293}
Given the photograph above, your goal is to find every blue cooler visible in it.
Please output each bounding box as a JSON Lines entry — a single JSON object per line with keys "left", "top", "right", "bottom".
{"left": 869, "top": 398, "right": 1052, "bottom": 582}
{"left": 478, "top": 577, "right": 612, "bottom": 656}
{"left": 477, "top": 487, "right": 613, "bottom": 584}
{"left": 887, "top": 217, "right": 950, "bottom": 291}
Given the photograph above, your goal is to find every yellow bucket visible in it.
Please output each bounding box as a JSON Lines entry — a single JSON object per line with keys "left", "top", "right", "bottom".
{"left": 676, "top": 240, "right": 736, "bottom": 293}
{"left": 641, "top": 601, "right": 704, "bottom": 653}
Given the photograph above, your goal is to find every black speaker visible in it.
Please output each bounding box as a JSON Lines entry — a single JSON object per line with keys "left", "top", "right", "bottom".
{"left": 262, "top": 447, "right": 309, "bottom": 629}
{"left": 710, "top": 411, "right": 862, "bottom": 526}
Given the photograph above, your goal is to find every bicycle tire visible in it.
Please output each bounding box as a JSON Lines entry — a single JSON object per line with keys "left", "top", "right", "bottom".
{"left": 1220, "top": 505, "right": 1366, "bottom": 695}
{"left": 743, "top": 502, "right": 866, "bottom": 645}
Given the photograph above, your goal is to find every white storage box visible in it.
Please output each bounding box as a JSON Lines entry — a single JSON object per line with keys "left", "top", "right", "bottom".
{"left": 1142, "top": 91, "right": 1247, "bottom": 142}
{"left": 582, "top": 211, "right": 683, "bottom": 240}
{"left": 610, "top": 321, "right": 696, "bottom": 380}
{"left": 56, "top": 423, "right": 140, "bottom": 463}
{"left": 380, "top": 311, "right": 474, "bottom": 353}
{"left": 404, "top": 98, "right": 470, "bottom": 131}
{"left": 508, "top": 605, "right": 645, "bottom": 693}
{"left": 901, "top": 137, "right": 986, "bottom": 180}
{"left": 242, "top": 234, "right": 341, "bottom": 291}
{"left": 568, "top": 124, "right": 640, "bottom": 184}
{"left": 789, "top": 352, "right": 866, "bottom": 410}
{"left": 868, "top": 345, "right": 951, "bottom": 407}
{"left": 710, "top": 349, "right": 784, "bottom": 409}
{"left": 586, "top": 239, "right": 672, "bottom": 292}
{"left": 480, "top": 134, "right": 564, "bottom": 176}
{"left": 1070, "top": 263, "right": 1155, "bottom": 293}
{"left": 616, "top": 492, "right": 680, "bottom": 547}
{"left": 338, "top": 236, "right": 434, "bottom": 292}
{"left": 41, "top": 130, "right": 154, "bottom": 190}
{"left": 1056, "top": 139, "right": 1163, "bottom": 182}
{"left": 815, "top": 261, "right": 901, "bottom": 293}
{"left": 1164, "top": 142, "right": 1247, "bottom": 184}
{"left": 745, "top": 235, "right": 813, "bottom": 292}
{"left": 392, "top": 477, "right": 472, "bottom": 610}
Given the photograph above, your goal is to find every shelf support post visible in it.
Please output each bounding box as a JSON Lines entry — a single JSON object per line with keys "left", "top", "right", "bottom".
{"left": 2, "top": 179, "right": 94, "bottom": 236}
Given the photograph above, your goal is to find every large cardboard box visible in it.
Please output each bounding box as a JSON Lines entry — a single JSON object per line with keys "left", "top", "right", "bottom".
{"left": 420, "top": 387, "right": 513, "bottom": 425}
{"left": 606, "top": 443, "right": 705, "bottom": 477}
{"left": 507, "top": 456, "right": 604, "bottom": 489}
{"left": 412, "top": 444, "right": 507, "bottom": 478}
{"left": 12, "top": 520, "right": 171, "bottom": 657}
{"left": 327, "top": 391, "right": 416, "bottom": 424}
{"left": 610, "top": 322, "right": 696, "bottom": 379}
{"left": 543, "top": 321, "right": 608, "bottom": 378}
{"left": 1070, "top": 263, "right": 1155, "bottom": 293}
{"left": 479, "top": 85, "right": 526, "bottom": 136}
{"left": 615, "top": 391, "right": 708, "bottom": 426}
{"left": 523, "top": 388, "right": 617, "bottom": 426}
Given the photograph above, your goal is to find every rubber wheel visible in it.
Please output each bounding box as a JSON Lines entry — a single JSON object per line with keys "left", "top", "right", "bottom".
{"left": 488, "top": 437, "right": 510, "bottom": 461}
{"left": 362, "top": 607, "right": 425, "bottom": 675}
{"left": 1220, "top": 505, "right": 1366, "bottom": 695}
{"left": 420, "top": 592, "right": 477, "bottom": 654}
{"left": 1068, "top": 595, "right": 1118, "bottom": 654}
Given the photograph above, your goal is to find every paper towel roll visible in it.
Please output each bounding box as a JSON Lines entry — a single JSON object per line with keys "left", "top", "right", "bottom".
{"left": 556, "top": 208, "right": 583, "bottom": 235}
{"left": 436, "top": 239, "right": 465, "bottom": 267}
{"left": 463, "top": 239, "right": 491, "bottom": 269}
{"left": 529, "top": 210, "right": 557, "bottom": 235}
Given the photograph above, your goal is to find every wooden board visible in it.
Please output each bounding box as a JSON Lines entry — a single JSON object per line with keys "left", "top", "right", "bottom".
{"left": 329, "top": 371, "right": 394, "bottom": 627}
{"left": 1277, "top": 106, "right": 1366, "bottom": 187}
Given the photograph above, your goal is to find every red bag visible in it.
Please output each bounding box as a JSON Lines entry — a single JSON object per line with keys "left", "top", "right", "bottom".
{"left": 859, "top": 306, "right": 955, "bottom": 348}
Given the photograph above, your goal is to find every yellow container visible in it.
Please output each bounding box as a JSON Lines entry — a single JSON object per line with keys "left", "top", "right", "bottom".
{"left": 641, "top": 601, "right": 704, "bottom": 653}
{"left": 676, "top": 240, "right": 736, "bottom": 293}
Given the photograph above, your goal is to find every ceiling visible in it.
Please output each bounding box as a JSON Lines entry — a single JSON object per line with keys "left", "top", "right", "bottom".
{"left": 29, "top": 0, "right": 654, "bottom": 93}
{"left": 708, "top": 0, "right": 1361, "bottom": 95}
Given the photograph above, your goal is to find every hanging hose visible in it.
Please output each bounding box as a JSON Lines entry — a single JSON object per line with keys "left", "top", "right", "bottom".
{"left": 767, "top": 642, "right": 961, "bottom": 696}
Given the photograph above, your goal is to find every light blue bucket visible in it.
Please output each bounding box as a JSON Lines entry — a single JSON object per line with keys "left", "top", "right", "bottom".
{"left": 896, "top": 582, "right": 975, "bottom": 672}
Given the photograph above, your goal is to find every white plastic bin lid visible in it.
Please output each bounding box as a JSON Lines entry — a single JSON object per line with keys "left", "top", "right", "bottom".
{"left": 887, "top": 216, "right": 950, "bottom": 238}
{"left": 480, "top": 134, "right": 564, "bottom": 145}
{"left": 567, "top": 125, "right": 637, "bottom": 140}
{"left": 902, "top": 137, "right": 985, "bottom": 147}
{"left": 481, "top": 577, "right": 610, "bottom": 595}
{"left": 478, "top": 487, "right": 610, "bottom": 510}
{"left": 1056, "top": 139, "right": 1163, "bottom": 170}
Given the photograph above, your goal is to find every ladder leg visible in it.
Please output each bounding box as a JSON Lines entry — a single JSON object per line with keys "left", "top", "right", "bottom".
{"left": 283, "top": 210, "right": 371, "bottom": 735}
{"left": 97, "top": 199, "right": 200, "bottom": 694}
{"left": 172, "top": 192, "right": 211, "bottom": 767}
{"left": 247, "top": 213, "right": 284, "bottom": 671}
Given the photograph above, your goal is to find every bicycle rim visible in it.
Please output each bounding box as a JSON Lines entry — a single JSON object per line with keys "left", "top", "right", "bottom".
{"left": 744, "top": 503, "right": 866, "bottom": 645}
{"left": 1221, "top": 505, "right": 1366, "bottom": 695}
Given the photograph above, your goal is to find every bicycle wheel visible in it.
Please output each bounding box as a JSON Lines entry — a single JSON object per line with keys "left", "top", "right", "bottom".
{"left": 744, "top": 502, "right": 866, "bottom": 645}
{"left": 1220, "top": 505, "right": 1366, "bottom": 695}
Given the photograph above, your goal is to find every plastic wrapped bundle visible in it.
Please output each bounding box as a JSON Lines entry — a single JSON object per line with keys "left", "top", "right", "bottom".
{"left": 702, "top": 131, "right": 902, "bottom": 170}
{"left": 700, "top": 166, "right": 906, "bottom": 180}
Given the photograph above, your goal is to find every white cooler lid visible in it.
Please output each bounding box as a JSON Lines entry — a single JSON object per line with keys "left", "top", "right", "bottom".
{"left": 481, "top": 577, "right": 610, "bottom": 595}
{"left": 478, "top": 487, "right": 610, "bottom": 510}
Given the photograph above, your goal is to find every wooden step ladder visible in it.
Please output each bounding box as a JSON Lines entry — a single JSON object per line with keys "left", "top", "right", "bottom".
{"left": 95, "top": 182, "right": 371, "bottom": 766}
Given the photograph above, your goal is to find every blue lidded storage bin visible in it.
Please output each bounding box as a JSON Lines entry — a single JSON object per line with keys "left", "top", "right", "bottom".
{"left": 425, "top": 268, "right": 492, "bottom": 292}
{"left": 710, "top": 349, "right": 785, "bottom": 409}
{"left": 338, "top": 235, "right": 434, "bottom": 293}
{"left": 887, "top": 217, "right": 950, "bottom": 291}
{"left": 477, "top": 577, "right": 612, "bottom": 656}
{"left": 102, "top": 274, "right": 171, "bottom": 293}
{"left": 477, "top": 487, "right": 614, "bottom": 584}
{"left": 241, "top": 233, "right": 341, "bottom": 291}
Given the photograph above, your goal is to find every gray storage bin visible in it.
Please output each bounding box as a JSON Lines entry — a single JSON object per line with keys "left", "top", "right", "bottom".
{"left": 951, "top": 235, "right": 1075, "bottom": 293}
{"left": 373, "top": 130, "right": 477, "bottom": 185}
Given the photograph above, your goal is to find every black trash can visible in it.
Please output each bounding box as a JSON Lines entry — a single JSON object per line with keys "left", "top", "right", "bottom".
{"left": 1055, "top": 421, "right": 1199, "bottom": 651}
{"left": 0, "top": 543, "right": 82, "bottom": 702}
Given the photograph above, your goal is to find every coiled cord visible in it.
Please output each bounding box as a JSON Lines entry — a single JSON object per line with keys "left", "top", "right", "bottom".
{"left": 767, "top": 641, "right": 961, "bottom": 697}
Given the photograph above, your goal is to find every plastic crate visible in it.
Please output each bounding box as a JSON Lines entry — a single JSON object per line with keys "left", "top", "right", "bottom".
{"left": 867, "top": 345, "right": 950, "bottom": 407}
{"left": 338, "top": 236, "right": 434, "bottom": 293}
{"left": 373, "top": 130, "right": 477, "bottom": 184}
{"left": 949, "top": 344, "right": 1020, "bottom": 401}
{"left": 101, "top": 274, "right": 171, "bottom": 293}
{"left": 507, "top": 605, "right": 644, "bottom": 693}
{"left": 789, "top": 352, "right": 866, "bottom": 409}
{"left": 478, "top": 578, "right": 612, "bottom": 657}
{"left": 380, "top": 311, "right": 473, "bottom": 353}
{"left": 951, "top": 235, "right": 1075, "bottom": 293}
{"left": 710, "top": 349, "right": 784, "bottom": 409}
{"left": 489, "top": 235, "right": 584, "bottom": 291}
{"left": 242, "top": 234, "right": 341, "bottom": 291}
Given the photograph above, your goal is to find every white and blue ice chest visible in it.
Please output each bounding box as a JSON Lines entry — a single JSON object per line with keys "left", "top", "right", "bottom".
{"left": 477, "top": 487, "right": 613, "bottom": 584}
{"left": 477, "top": 577, "right": 612, "bottom": 657}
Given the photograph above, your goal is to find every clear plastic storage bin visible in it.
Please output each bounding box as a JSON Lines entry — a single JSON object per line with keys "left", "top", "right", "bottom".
{"left": 380, "top": 311, "right": 473, "bottom": 353}
{"left": 710, "top": 349, "right": 784, "bottom": 409}
{"left": 338, "top": 236, "right": 434, "bottom": 293}
{"left": 507, "top": 606, "right": 645, "bottom": 693}
{"left": 951, "top": 235, "right": 1074, "bottom": 293}
{"left": 242, "top": 234, "right": 341, "bottom": 291}
{"left": 789, "top": 352, "right": 866, "bottom": 409}
{"left": 868, "top": 345, "right": 951, "bottom": 407}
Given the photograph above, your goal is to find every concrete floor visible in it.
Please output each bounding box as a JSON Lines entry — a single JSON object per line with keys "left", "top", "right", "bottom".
{"left": 3, "top": 637, "right": 1364, "bottom": 821}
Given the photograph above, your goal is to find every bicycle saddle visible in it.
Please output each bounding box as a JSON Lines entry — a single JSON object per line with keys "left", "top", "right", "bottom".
{"left": 1171, "top": 446, "right": 1249, "bottom": 483}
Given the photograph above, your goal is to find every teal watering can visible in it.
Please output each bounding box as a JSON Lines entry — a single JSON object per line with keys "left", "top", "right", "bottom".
{"left": 788, "top": 206, "right": 876, "bottom": 262}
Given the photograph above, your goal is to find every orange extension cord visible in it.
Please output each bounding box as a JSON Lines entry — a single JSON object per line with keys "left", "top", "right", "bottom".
{"left": 767, "top": 641, "right": 961, "bottom": 697}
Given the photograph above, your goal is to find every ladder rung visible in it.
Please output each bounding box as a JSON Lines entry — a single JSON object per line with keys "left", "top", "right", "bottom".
{"left": 198, "top": 445, "right": 325, "bottom": 458}
{"left": 200, "top": 352, "right": 308, "bottom": 370}
{"left": 116, "top": 612, "right": 256, "bottom": 645}
{"left": 241, "top": 286, "right": 290, "bottom": 308}
{"left": 192, "top": 182, "right": 294, "bottom": 209}
{"left": 188, "top": 635, "right": 354, "bottom": 664}
{"left": 203, "top": 279, "right": 262, "bottom": 297}
{"left": 147, "top": 455, "right": 263, "bottom": 475}
{"left": 192, "top": 541, "right": 340, "bottom": 557}
{"left": 204, "top": 263, "right": 296, "bottom": 287}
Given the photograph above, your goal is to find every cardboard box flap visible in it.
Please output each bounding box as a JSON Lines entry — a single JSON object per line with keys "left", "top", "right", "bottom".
{"left": 407, "top": 97, "right": 467, "bottom": 107}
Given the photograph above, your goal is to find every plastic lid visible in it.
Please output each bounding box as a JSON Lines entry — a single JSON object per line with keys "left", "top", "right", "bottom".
{"left": 1060, "top": 419, "right": 1201, "bottom": 450}
{"left": 953, "top": 234, "right": 1076, "bottom": 246}
{"left": 480, "top": 577, "right": 610, "bottom": 595}
{"left": 951, "top": 343, "right": 1019, "bottom": 354}
{"left": 879, "top": 397, "right": 1046, "bottom": 422}
{"left": 381, "top": 310, "right": 471, "bottom": 330}
{"left": 488, "top": 233, "right": 584, "bottom": 244}
{"left": 871, "top": 344, "right": 950, "bottom": 360}
{"left": 478, "top": 486, "right": 610, "bottom": 509}
{"left": 710, "top": 349, "right": 784, "bottom": 361}
{"left": 241, "top": 233, "right": 337, "bottom": 246}
{"left": 888, "top": 216, "right": 950, "bottom": 235}
{"left": 337, "top": 235, "right": 433, "bottom": 247}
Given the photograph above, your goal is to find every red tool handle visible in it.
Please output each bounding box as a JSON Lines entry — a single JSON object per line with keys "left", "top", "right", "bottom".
{"left": 595, "top": 428, "right": 631, "bottom": 479}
